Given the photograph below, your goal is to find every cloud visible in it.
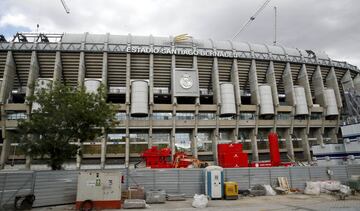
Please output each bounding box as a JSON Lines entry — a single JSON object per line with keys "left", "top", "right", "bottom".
{"left": 0, "top": 0, "right": 359, "bottom": 68}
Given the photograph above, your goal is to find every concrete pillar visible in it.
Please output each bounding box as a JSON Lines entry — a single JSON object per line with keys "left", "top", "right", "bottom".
{"left": 100, "top": 51, "right": 108, "bottom": 169}
{"left": 76, "top": 51, "right": 86, "bottom": 169}
{"left": 231, "top": 59, "right": 241, "bottom": 140}
{"left": 125, "top": 53, "right": 131, "bottom": 167}
{"left": 212, "top": 57, "right": 220, "bottom": 163}
{"left": 353, "top": 74, "right": 360, "bottom": 92}
{"left": 284, "top": 128, "right": 295, "bottom": 161}
{"left": 24, "top": 51, "right": 40, "bottom": 170}
{"left": 53, "top": 51, "right": 62, "bottom": 82}
{"left": 282, "top": 63, "right": 296, "bottom": 106}
{"left": 326, "top": 67, "right": 342, "bottom": 109}
{"left": 193, "top": 56, "right": 199, "bottom": 158}
{"left": 250, "top": 129, "right": 259, "bottom": 162}
{"left": 148, "top": 52, "right": 154, "bottom": 148}
{"left": 315, "top": 128, "right": 324, "bottom": 145}
{"left": 297, "top": 64, "right": 313, "bottom": 107}
{"left": 341, "top": 70, "right": 354, "bottom": 92}
{"left": 0, "top": 51, "right": 16, "bottom": 169}
{"left": 266, "top": 60, "right": 279, "bottom": 130}
{"left": 312, "top": 66, "right": 326, "bottom": 108}
{"left": 0, "top": 51, "right": 16, "bottom": 104}
{"left": 170, "top": 54, "right": 176, "bottom": 159}
{"left": 300, "top": 128, "right": 311, "bottom": 162}
{"left": 249, "top": 60, "right": 260, "bottom": 105}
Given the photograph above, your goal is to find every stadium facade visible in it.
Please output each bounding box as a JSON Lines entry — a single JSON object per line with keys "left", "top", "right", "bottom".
{"left": 0, "top": 32, "right": 359, "bottom": 169}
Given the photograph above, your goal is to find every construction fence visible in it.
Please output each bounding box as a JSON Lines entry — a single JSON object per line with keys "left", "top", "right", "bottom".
{"left": 0, "top": 165, "right": 359, "bottom": 208}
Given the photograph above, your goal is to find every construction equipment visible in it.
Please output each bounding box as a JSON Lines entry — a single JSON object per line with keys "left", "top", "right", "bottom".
{"left": 224, "top": 182, "right": 239, "bottom": 200}
{"left": 140, "top": 146, "right": 208, "bottom": 168}
{"left": 232, "top": 0, "right": 272, "bottom": 40}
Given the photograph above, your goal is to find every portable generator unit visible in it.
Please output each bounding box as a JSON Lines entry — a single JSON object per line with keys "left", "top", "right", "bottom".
{"left": 224, "top": 182, "right": 238, "bottom": 200}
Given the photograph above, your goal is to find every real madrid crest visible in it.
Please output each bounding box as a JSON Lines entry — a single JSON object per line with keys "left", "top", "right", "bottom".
{"left": 180, "top": 73, "right": 193, "bottom": 89}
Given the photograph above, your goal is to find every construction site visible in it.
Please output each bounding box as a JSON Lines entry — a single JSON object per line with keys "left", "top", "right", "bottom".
{"left": 0, "top": 0, "right": 360, "bottom": 210}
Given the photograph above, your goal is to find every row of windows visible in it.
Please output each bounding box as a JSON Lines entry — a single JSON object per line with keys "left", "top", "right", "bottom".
{"left": 114, "top": 112, "right": 323, "bottom": 121}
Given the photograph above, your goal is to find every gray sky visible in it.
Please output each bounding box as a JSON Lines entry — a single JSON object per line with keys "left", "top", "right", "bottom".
{"left": 0, "top": 0, "right": 359, "bottom": 68}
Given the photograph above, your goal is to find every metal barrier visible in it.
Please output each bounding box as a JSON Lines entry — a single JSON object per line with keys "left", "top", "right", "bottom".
{"left": 0, "top": 165, "right": 359, "bottom": 208}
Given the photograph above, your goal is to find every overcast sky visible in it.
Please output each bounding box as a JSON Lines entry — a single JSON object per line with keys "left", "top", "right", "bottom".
{"left": 0, "top": 0, "right": 359, "bottom": 68}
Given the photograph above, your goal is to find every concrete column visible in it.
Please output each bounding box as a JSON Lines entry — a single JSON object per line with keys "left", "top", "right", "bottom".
{"left": 353, "top": 74, "right": 360, "bottom": 92}
{"left": 193, "top": 56, "right": 199, "bottom": 158}
{"left": 24, "top": 51, "right": 40, "bottom": 170}
{"left": 125, "top": 53, "right": 131, "bottom": 167}
{"left": 0, "top": 51, "right": 16, "bottom": 169}
{"left": 298, "top": 64, "right": 313, "bottom": 107}
{"left": 212, "top": 57, "right": 220, "bottom": 163}
{"left": 53, "top": 51, "right": 62, "bottom": 82}
{"left": 326, "top": 67, "right": 342, "bottom": 109}
{"left": 170, "top": 54, "right": 176, "bottom": 159}
{"left": 266, "top": 60, "right": 279, "bottom": 130}
{"left": 231, "top": 59, "right": 241, "bottom": 140}
{"left": 341, "top": 70, "right": 354, "bottom": 92}
{"left": 100, "top": 51, "right": 108, "bottom": 169}
{"left": 77, "top": 52, "right": 86, "bottom": 88}
{"left": 300, "top": 128, "right": 311, "bottom": 162}
{"left": 249, "top": 60, "right": 260, "bottom": 105}
{"left": 312, "top": 66, "right": 326, "bottom": 108}
{"left": 75, "top": 51, "right": 86, "bottom": 170}
{"left": 100, "top": 129, "right": 107, "bottom": 169}
{"left": 0, "top": 51, "right": 16, "bottom": 104}
{"left": 284, "top": 128, "right": 295, "bottom": 161}
{"left": 282, "top": 63, "right": 296, "bottom": 106}
{"left": 250, "top": 129, "right": 259, "bottom": 162}
{"left": 315, "top": 128, "right": 324, "bottom": 145}
{"left": 148, "top": 53, "right": 154, "bottom": 148}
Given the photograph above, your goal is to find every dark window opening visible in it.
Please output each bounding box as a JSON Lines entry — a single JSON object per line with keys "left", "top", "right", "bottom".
{"left": 200, "top": 95, "right": 213, "bottom": 104}
{"left": 11, "top": 93, "right": 26, "bottom": 104}
{"left": 176, "top": 97, "right": 196, "bottom": 104}
{"left": 154, "top": 94, "right": 171, "bottom": 104}
{"left": 325, "top": 115, "right": 338, "bottom": 120}
{"left": 241, "top": 96, "right": 251, "bottom": 105}
{"left": 107, "top": 94, "right": 125, "bottom": 104}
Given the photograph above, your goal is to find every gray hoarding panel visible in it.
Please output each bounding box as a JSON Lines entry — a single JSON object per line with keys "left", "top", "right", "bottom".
{"left": 269, "top": 167, "right": 291, "bottom": 187}
{"left": 289, "top": 166, "right": 310, "bottom": 189}
{"left": 154, "top": 169, "right": 179, "bottom": 194}
{"left": 308, "top": 166, "right": 329, "bottom": 181}
{"left": 224, "top": 168, "right": 250, "bottom": 189}
{"left": 329, "top": 165, "right": 349, "bottom": 183}
{"left": 127, "top": 169, "right": 155, "bottom": 191}
{"left": 178, "top": 169, "right": 203, "bottom": 197}
{"left": 0, "top": 171, "right": 34, "bottom": 209}
{"left": 347, "top": 165, "right": 360, "bottom": 177}
{"left": 33, "top": 170, "right": 78, "bottom": 207}
{"left": 249, "top": 168, "right": 271, "bottom": 187}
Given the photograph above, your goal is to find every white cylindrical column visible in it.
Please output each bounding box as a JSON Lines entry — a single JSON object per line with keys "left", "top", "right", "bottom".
{"left": 131, "top": 80, "right": 149, "bottom": 117}
{"left": 259, "top": 84, "right": 274, "bottom": 115}
{"left": 220, "top": 83, "right": 236, "bottom": 117}
{"left": 294, "top": 86, "right": 308, "bottom": 115}
{"left": 324, "top": 88, "right": 339, "bottom": 116}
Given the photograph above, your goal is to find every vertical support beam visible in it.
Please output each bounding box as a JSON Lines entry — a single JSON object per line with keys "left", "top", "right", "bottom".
{"left": 353, "top": 74, "right": 360, "bottom": 92}
{"left": 77, "top": 52, "right": 86, "bottom": 88}
{"left": 266, "top": 60, "right": 279, "bottom": 131}
{"left": 24, "top": 51, "right": 40, "bottom": 170}
{"left": 76, "top": 51, "right": 86, "bottom": 170}
{"left": 125, "top": 53, "right": 131, "bottom": 167}
{"left": 193, "top": 55, "right": 199, "bottom": 158}
{"left": 284, "top": 128, "right": 295, "bottom": 161}
{"left": 297, "top": 64, "right": 313, "bottom": 107}
{"left": 0, "top": 51, "right": 16, "bottom": 103}
{"left": 171, "top": 53, "right": 176, "bottom": 159}
{"left": 300, "top": 128, "right": 311, "bottom": 162}
{"left": 212, "top": 57, "right": 220, "bottom": 163}
{"left": 313, "top": 65, "right": 326, "bottom": 136}
{"left": 100, "top": 43, "right": 108, "bottom": 169}
{"left": 250, "top": 129, "right": 259, "bottom": 162}
{"left": 148, "top": 53, "right": 154, "bottom": 148}
{"left": 282, "top": 63, "right": 296, "bottom": 106}
{"left": 315, "top": 128, "right": 324, "bottom": 145}
{"left": 341, "top": 70, "right": 354, "bottom": 92}
{"left": 53, "top": 51, "right": 62, "bottom": 82}
{"left": 0, "top": 51, "right": 16, "bottom": 169}
{"left": 249, "top": 59, "right": 259, "bottom": 161}
{"left": 326, "top": 67, "right": 342, "bottom": 109}
{"left": 231, "top": 59, "right": 241, "bottom": 140}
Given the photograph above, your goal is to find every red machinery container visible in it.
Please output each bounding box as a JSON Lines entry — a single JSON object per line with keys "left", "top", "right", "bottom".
{"left": 140, "top": 146, "right": 172, "bottom": 168}
{"left": 217, "top": 143, "right": 248, "bottom": 167}
{"left": 268, "top": 132, "right": 281, "bottom": 166}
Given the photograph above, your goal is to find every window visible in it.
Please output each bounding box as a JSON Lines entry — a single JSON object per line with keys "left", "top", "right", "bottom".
{"left": 175, "top": 132, "right": 191, "bottom": 152}
{"left": 240, "top": 112, "right": 255, "bottom": 120}
{"left": 277, "top": 113, "right": 291, "bottom": 120}
{"left": 115, "top": 112, "right": 126, "bottom": 120}
{"left": 197, "top": 132, "right": 212, "bottom": 152}
{"left": 7, "top": 112, "right": 27, "bottom": 120}
{"left": 198, "top": 112, "right": 215, "bottom": 120}
{"left": 310, "top": 113, "right": 322, "bottom": 120}
{"left": 108, "top": 133, "right": 126, "bottom": 142}
{"left": 153, "top": 112, "right": 172, "bottom": 120}
{"left": 219, "top": 115, "right": 236, "bottom": 120}
{"left": 152, "top": 132, "right": 171, "bottom": 143}
{"left": 129, "top": 132, "right": 148, "bottom": 143}
{"left": 176, "top": 112, "right": 194, "bottom": 120}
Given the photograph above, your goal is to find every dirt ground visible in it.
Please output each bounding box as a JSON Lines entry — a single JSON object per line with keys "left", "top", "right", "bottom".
{"left": 32, "top": 194, "right": 360, "bottom": 211}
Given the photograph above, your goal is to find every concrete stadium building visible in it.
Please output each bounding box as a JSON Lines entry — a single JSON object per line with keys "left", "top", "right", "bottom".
{"left": 0, "top": 32, "right": 359, "bottom": 169}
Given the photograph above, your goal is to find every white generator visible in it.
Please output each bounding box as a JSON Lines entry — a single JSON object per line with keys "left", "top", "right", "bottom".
{"left": 204, "top": 166, "right": 224, "bottom": 199}
{"left": 76, "top": 171, "right": 122, "bottom": 210}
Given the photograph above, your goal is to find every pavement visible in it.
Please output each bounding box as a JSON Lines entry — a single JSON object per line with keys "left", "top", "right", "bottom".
{"left": 32, "top": 194, "right": 360, "bottom": 211}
